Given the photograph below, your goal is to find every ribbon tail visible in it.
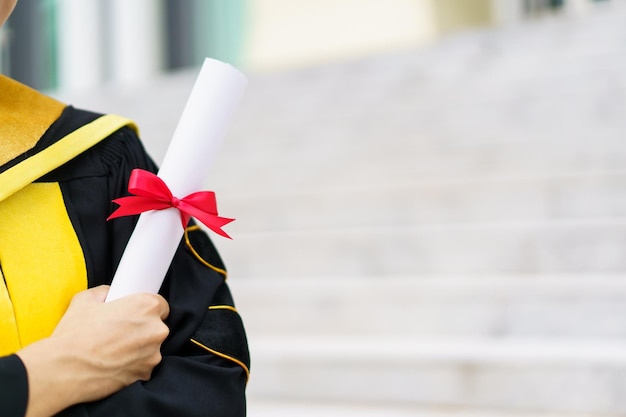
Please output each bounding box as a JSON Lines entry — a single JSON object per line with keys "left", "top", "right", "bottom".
{"left": 187, "top": 207, "right": 234, "bottom": 238}
{"left": 201, "top": 216, "right": 235, "bottom": 239}
{"left": 179, "top": 212, "right": 192, "bottom": 229}
{"left": 107, "top": 196, "right": 173, "bottom": 220}
{"left": 178, "top": 199, "right": 234, "bottom": 239}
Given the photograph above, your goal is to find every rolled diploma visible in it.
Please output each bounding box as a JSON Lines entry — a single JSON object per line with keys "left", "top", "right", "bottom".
{"left": 105, "top": 58, "right": 247, "bottom": 302}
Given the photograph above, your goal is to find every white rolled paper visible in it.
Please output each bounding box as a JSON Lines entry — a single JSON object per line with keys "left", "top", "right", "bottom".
{"left": 105, "top": 58, "right": 247, "bottom": 302}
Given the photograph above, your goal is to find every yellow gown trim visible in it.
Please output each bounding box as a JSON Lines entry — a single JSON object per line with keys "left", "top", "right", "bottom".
{"left": 0, "top": 75, "right": 66, "bottom": 166}
{"left": 0, "top": 183, "right": 87, "bottom": 354}
{"left": 208, "top": 305, "right": 238, "bottom": 313}
{"left": 0, "top": 114, "right": 137, "bottom": 203}
{"left": 0, "top": 267, "right": 21, "bottom": 355}
{"left": 190, "top": 338, "right": 250, "bottom": 382}
{"left": 184, "top": 225, "right": 228, "bottom": 278}
{"left": 0, "top": 108, "right": 137, "bottom": 355}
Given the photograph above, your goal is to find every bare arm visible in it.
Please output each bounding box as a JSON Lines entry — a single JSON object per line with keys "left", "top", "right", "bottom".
{"left": 16, "top": 286, "right": 169, "bottom": 417}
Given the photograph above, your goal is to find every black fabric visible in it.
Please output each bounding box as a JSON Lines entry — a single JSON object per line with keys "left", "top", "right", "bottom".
{"left": 192, "top": 308, "right": 250, "bottom": 372}
{"left": 0, "top": 355, "right": 28, "bottom": 417}
{"left": 1, "top": 106, "right": 249, "bottom": 417}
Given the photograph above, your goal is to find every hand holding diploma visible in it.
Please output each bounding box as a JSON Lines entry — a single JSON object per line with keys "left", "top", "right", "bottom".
{"left": 105, "top": 58, "right": 247, "bottom": 302}
{"left": 17, "top": 286, "right": 170, "bottom": 416}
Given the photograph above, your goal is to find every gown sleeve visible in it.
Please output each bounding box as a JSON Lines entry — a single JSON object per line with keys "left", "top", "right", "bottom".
{"left": 55, "top": 125, "right": 250, "bottom": 417}
{"left": 0, "top": 354, "right": 29, "bottom": 417}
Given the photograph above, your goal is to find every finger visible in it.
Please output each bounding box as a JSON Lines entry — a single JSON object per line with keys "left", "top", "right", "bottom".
{"left": 115, "top": 293, "right": 169, "bottom": 319}
{"left": 87, "top": 285, "right": 110, "bottom": 303}
{"left": 155, "top": 295, "right": 170, "bottom": 320}
{"left": 71, "top": 285, "right": 110, "bottom": 305}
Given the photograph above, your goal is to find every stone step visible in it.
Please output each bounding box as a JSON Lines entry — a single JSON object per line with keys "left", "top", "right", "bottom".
{"left": 247, "top": 399, "right": 597, "bottom": 417}
{"left": 230, "top": 70, "right": 626, "bottom": 132}
{"left": 246, "top": 335, "right": 626, "bottom": 415}
{"left": 224, "top": 79, "right": 626, "bottom": 154}
{"left": 216, "top": 219, "right": 626, "bottom": 277}
{"left": 227, "top": 37, "right": 626, "bottom": 139}
{"left": 72, "top": 67, "right": 626, "bottom": 180}
{"left": 211, "top": 139, "right": 626, "bottom": 196}
{"left": 229, "top": 276, "right": 626, "bottom": 339}
{"left": 218, "top": 171, "right": 626, "bottom": 233}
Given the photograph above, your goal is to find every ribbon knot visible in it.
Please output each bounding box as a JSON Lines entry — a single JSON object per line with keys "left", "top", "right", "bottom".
{"left": 107, "top": 169, "right": 234, "bottom": 239}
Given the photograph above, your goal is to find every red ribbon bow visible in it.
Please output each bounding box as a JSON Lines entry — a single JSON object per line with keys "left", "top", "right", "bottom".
{"left": 107, "top": 169, "right": 234, "bottom": 239}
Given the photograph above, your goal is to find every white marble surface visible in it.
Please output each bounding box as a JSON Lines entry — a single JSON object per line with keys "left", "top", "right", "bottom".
{"left": 230, "top": 276, "right": 626, "bottom": 339}
{"left": 219, "top": 220, "right": 626, "bottom": 277}
{"left": 247, "top": 400, "right": 601, "bottom": 417}
{"left": 246, "top": 336, "right": 626, "bottom": 414}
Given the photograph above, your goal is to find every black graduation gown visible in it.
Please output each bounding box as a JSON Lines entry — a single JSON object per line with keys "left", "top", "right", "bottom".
{"left": 0, "top": 79, "right": 249, "bottom": 417}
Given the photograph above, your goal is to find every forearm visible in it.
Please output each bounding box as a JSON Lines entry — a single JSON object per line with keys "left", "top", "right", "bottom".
{"left": 15, "top": 287, "right": 169, "bottom": 417}
{"left": 17, "top": 338, "right": 84, "bottom": 417}
{"left": 53, "top": 284, "right": 250, "bottom": 417}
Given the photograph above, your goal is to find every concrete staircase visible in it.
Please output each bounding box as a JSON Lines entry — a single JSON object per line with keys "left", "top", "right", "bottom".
{"left": 233, "top": 277, "right": 626, "bottom": 415}
{"left": 226, "top": 3, "right": 626, "bottom": 415}
{"left": 55, "top": 1, "right": 626, "bottom": 415}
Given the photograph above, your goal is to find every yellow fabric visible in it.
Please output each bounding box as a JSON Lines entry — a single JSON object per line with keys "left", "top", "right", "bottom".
{"left": 0, "top": 268, "right": 20, "bottom": 356}
{"left": 0, "top": 75, "right": 66, "bottom": 166}
{"left": 0, "top": 80, "right": 138, "bottom": 353}
{"left": 0, "top": 114, "right": 137, "bottom": 203}
{"left": 0, "top": 183, "right": 87, "bottom": 352}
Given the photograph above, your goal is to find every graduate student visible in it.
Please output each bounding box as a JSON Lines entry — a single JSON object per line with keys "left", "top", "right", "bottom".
{"left": 0, "top": 1, "right": 249, "bottom": 416}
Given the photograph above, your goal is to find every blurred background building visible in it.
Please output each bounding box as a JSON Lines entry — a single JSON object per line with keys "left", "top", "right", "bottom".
{"left": 1, "top": 0, "right": 611, "bottom": 91}
{"left": 2, "top": 0, "right": 626, "bottom": 415}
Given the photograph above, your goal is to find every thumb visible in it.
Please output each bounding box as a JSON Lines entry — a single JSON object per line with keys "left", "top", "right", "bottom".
{"left": 73, "top": 285, "right": 110, "bottom": 304}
